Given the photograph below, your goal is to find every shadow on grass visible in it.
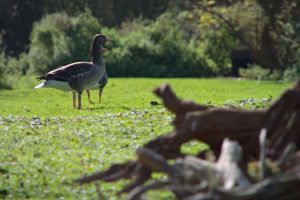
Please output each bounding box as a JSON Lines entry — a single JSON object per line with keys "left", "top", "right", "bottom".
{"left": 84, "top": 106, "right": 106, "bottom": 111}
{"left": 83, "top": 105, "right": 133, "bottom": 112}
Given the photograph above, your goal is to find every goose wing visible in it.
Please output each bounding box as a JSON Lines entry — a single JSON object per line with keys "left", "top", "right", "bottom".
{"left": 37, "top": 62, "right": 94, "bottom": 82}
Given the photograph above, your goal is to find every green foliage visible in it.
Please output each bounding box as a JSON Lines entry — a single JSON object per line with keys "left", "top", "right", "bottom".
{"left": 198, "top": 12, "right": 237, "bottom": 75}
{"left": 0, "top": 51, "right": 9, "bottom": 88}
{"left": 243, "top": 1, "right": 299, "bottom": 70}
{"left": 0, "top": 0, "right": 170, "bottom": 56}
{"left": 224, "top": 96, "right": 273, "bottom": 110}
{"left": 105, "top": 12, "right": 215, "bottom": 77}
{"left": 284, "top": 66, "right": 300, "bottom": 81}
{"left": 283, "top": 44, "right": 300, "bottom": 81}
{"left": 240, "top": 65, "right": 270, "bottom": 80}
{"left": 26, "top": 11, "right": 219, "bottom": 77}
{"left": 195, "top": 0, "right": 300, "bottom": 72}
{"left": 3, "top": 0, "right": 299, "bottom": 78}
{"left": 5, "top": 53, "right": 30, "bottom": 76}
{"left": 240, "top": 64, "right": 283, "bottom": 80}
{"left": 28, "top": 11, "right": 101, "bottom": 74}
{"left": 0, "top": 50, "right": 27, "bottom": 89}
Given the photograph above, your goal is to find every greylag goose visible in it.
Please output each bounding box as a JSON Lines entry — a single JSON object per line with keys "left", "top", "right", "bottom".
{"left": 35, "top": 34, "right": 109, "bottom": 109}
{"left": 86, "top": 70, "right": 108, "bottom": 103}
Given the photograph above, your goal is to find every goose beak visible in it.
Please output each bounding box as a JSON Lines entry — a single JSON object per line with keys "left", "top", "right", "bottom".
{"left": 101, "top": 48, "right": 109, "bottom": 53}
{"left": 106, "top": 37, "right": 113, "bottom": 42}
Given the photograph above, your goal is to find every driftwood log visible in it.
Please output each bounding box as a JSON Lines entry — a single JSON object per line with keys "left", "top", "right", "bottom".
{"left": 75, "top": 81, "right": 300, "bottom": 200}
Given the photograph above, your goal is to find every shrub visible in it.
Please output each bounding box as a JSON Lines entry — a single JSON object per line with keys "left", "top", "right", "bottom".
{"left": 198, "top": 13, "right": 237, "bottom": 76}
{"left": 0, "top": 51, "right": 7, "bottom": 88}
{"left": 283, "top": 48, "right": 300, "bottom": 81}
{"left": 0, "top": 51, "right": 13, "bottom": 89}
{"left": 105, "top": 12, "right": 215, "bottom": 77}
{"left": 5, "top": 53, "right": 30, "bottom": 76}
{"left": 28, "top": 11, "right": 101, "bottom": 74}
{"left": 24, "top": 10, "right": 236, "bottom": 77}
{"left": 240, "top": 64, "right": 285, "bottom": 80}
{"left": 240, "top": 65, "right": 270, "bottom": 80}
{"left": 284, "top": 66, "right": 300, "bottom": 81}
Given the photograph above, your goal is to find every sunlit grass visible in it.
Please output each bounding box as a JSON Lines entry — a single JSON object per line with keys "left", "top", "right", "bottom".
{"left": 0, "top": 76, "right": 292, "bottom": 199}
{"left": 0, "top": 76, "right": 291, "bottom": 117}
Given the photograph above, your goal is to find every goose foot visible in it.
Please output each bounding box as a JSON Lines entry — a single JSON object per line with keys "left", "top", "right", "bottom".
{"left": 86, "top": 90, "right": 94, "bottom": 104}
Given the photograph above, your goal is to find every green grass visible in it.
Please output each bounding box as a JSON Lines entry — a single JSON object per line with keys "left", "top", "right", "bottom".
{"left": 0, "top": 77, "right": 292, "bottom": 199}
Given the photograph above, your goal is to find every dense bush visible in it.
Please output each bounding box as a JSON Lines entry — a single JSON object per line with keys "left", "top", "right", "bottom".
{"left": 284, "top": 66, "right": 300, "bottom": 81}
{"left": 105, "top": 12, "right": 216, "bottom": 77}
{"left": 9, "top": 8, "right": 296, "bottom": 79}
{"left": 0, "top": 51, "right": 8, "bottom": 88}
{"left": 240, "top": 64, "right": 283, "bottom": 81}
{"left": 28, "top": 11, "right": 101, "bottom": 74}
{"left": 197, "top": 11, "right": 237, "bottom": 76}
{"left": 0, "top": 51, "right": 30, "bottom": 89}
{"left": 1, "top": 0, "right": 171, "bottom": 57}
{"left": 1, "top": 1, "right": 299, "bottom": 79}
{"left": 283, "top": 48, "right": 300, "bottom": 81}
{"left": 21, "top": 11, "right": 219, "bottom": 77}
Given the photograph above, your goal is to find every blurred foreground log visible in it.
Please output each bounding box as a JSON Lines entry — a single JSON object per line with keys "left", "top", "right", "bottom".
{"left": 76, "top": 81, "right": 300, "bottom": 199}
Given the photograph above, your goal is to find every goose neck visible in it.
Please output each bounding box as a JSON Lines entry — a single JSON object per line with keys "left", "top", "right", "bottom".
{"left": 91, "top": 41, "right": 103, "bottom": 65}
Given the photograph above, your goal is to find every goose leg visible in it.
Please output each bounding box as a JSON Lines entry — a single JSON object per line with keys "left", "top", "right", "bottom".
{"left": 78, "top": 91, "right": 83, "bottom": 109}
{"left": 72, "top": 92, "right": 77, "bottom": 109}
{"left": 86, "top": 90, "right": 93, "bottom": 104}
{"left": 99, "top": 88, "right": 103, "bottom": 103}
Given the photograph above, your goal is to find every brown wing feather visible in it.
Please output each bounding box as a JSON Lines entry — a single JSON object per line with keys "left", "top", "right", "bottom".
{"left": 37, "top": 62, "right": 94, "bottom": 82}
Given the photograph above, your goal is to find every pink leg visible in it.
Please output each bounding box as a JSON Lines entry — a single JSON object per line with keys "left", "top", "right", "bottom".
{"left": 73, "top": 92, "right": 76, "bottom": 109}
{"left": 87, "top": 90, "right": 91, "bottom": 103}
{"left": 99, "top": 88, "right": 103, "bottom": 103}
{"left": 78, "top": 92, "right": 83, "bottom": 109}
{"left": 87, "top": 90, "right": 94, "bottom": 104}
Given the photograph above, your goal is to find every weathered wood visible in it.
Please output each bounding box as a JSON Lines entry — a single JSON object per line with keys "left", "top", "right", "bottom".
{"left": 185, "top": 174, "right": 300, "bottom": 200}
{"left": 127, "top": 139, "right": 251, "bottom": 199}
{"left": 216, "top": 139, "right": 251, "bottom": 189}
{"left": 153, "top": 84, "right": 208, "bottom": 115}
{"left": 75, "top": 161, "right": 136, "bottom": 184}
{"left": 137, "top": 148, "right": 181, "bottom": 176}
{"left": 127, "top": 181, "right": 172, "bottom": 200}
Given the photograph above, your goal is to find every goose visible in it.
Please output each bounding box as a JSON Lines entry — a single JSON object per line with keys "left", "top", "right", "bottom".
{"left": 35, "top": 34, "right": 109, "bottom": 109}
{"left": 86, "top": 70, "right": 108, "bottom": 103}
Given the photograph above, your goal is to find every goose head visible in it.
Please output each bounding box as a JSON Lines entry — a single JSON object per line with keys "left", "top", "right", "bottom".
{"left": 91, "top": 34, "right": 107, "bottom": 54}
{"left": 90, "top": 34, "right": 112, "bottom": 63}
{"left": 94, "top": 34, "right": 108, "bottom": 45}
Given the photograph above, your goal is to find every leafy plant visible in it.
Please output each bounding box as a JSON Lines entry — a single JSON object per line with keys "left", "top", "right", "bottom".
{"left": 284, "top": 66, "right": 300, "bottom": 81}
{"left": 240, "top": 65, "right": 270, "bottom": 80}
{"left": 224, "top": 96, "right": 273, "bottom": 110}
{"left": 0, "top": 51, "right": 7, "bottom": 88}
{"left": 195, "top": 0, "right": 300, "bottom": 72}
{"left": 28, "top": 11, "right": 102, "bottom": 74}
{"left": 105, "top": 12, "right": 215, "bottom": 77}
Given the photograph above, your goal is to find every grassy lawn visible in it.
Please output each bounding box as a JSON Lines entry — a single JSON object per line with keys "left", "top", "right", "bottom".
{"left": 0, "top": 77, "right": 292, "bottom": 199}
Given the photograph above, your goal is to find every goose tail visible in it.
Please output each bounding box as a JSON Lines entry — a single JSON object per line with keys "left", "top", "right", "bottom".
{"left": 34, "top": 82, "right": 46, "bottom": 89}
